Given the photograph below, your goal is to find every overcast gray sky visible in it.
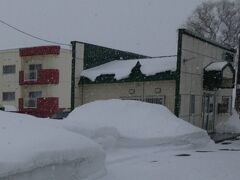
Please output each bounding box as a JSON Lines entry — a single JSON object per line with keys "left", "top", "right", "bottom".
{"left": 0, "top": 0, "right": 204, "bottom": 56}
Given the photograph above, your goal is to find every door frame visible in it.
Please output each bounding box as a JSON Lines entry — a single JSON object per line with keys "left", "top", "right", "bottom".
{"left": 202, "top": 93, "right": 216, "bottom": 133}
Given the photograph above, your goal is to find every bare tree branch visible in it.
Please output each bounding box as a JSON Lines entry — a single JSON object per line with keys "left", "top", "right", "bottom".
{"left": 183, "top": 0, "right": 240, "bottom": 48}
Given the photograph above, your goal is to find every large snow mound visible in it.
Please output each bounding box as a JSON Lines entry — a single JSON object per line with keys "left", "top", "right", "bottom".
{"left": 0, "top": 111, "right": 106, "bottom": 180}
{"left": 65, "top": 100, "right": 212, "bottom": 149}
{"left": 216, "top": 110, "right": 240, "bottom": 133}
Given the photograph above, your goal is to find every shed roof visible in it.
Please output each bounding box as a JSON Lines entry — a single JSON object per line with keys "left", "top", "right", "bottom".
{"left": 205, "top": 62, "right": 229, "bottom": 71}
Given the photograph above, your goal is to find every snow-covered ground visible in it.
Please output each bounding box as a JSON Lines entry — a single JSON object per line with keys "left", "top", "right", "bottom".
{"left": 1, "top": 99, "right": 240, "bottom": 180}
{"left": 98, "top": 138, "right": 240, "bottom": 180}
{"left": 0, "top": 111, "right": 106, "bottom": 180}
{"left": 216, "top": 110, "right": 240, "bottom": 133}
{"left": 63, "top": 100, "right": 240, "bottom": 180}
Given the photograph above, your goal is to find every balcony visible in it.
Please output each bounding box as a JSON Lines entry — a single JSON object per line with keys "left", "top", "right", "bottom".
{"left": 19, "top": 69, "right": 59, "bottom": 85}
{"left": 19, "top": 97, "right": 59, "bottom": 118}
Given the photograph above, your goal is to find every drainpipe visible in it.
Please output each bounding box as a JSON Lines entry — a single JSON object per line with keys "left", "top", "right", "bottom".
{"left": 142, "top": 81, "right": 145, "bottom": 101}
{"left": 81, "top": 80, "right": 84, "bottom": 105}
{"left": 235, "top": 39, "right": 240, "bottom": 112}
{"left": 70, "top": 41, "right": 76, "bottom": 111}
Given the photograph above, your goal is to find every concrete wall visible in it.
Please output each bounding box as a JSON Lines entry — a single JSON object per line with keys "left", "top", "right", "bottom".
{"left": 179, "top": 32, "right": 235, "bottom": 129}
{"left": 0, "top": 49, "right": 21, "bottom": 109}
{"left": 79, "top": 80, "right": 176, "bottom": 113}
{"left": 74, "top": 43, "right": 84, "bottom": 107}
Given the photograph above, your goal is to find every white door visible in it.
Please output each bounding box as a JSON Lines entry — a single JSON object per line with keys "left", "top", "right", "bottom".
{"left": 203, "top": 94, "right": 215, "bottom": 133}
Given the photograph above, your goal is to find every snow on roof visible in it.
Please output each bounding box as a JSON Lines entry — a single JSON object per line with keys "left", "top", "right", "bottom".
{"left": 205, "top": 61, "right": 228, "bottom": 71}
{"left": 81, "top": 57, "right": 177, "bottom": 81}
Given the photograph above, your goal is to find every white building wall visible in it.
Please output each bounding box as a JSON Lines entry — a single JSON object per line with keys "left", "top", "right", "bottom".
{"left": 0, "top": 49, "right": 21, "bottom": 109}
{"left": 74, "top": 43, "right": 84, "bottom": 107}
{"left": 79, "top": 80, "right": 176, "bottom": 113}
{"left": 179, "top": 33, "right": 235, "bottom": 129}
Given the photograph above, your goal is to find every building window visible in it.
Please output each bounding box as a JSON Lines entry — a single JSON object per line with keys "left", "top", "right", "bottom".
{"left": 155, "top": 88, "right": 161, "bottom": 94}
{"left": 190, "top": 95, "right": 195, "bottom": 114}
{"left": 29, "top": 91, "right": 42, "bottom": 99}
{"left": 218, "top": 96, "right": 232, "bottom": 114}
{"left": 2, "top": 92, "right": 15, "bottom": 101}
{"left": 128, "top": 89, "right": 135, "bottom": 95}
{"left": 121, "top": 96, "right": 142, "bottom": 101}
{"left": 223, "top": 52, "right": 234, "bottom": 62}
{"left": 121, "top": 96, "right": 165, "bottom": 105}
{"left": 144, "top": 96, "right": 165, "bottom": 105}
{"left": 24, "top": 91, "right": 42, "bottom": 108}
{"left": 223, "top": 96, "right": 232, "bottom": 113}
{"left": 29, "top": 64, "right": 42, "bottom": 71}
{"left": 25, "top": 64, "right": 42, "bottom": 80}
{"left": 3, "top": 65, "right": 16, "bottom": 74}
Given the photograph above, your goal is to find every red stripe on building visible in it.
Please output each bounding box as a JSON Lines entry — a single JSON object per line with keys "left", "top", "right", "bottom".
{"left": 19, "top": 69, "right": 59, "bottom": 85}
{"left": 19, "top": 97, "right": 59, "bottom": 118}
{"left": 19, "top": 46, "right": 60, "bottom": 57}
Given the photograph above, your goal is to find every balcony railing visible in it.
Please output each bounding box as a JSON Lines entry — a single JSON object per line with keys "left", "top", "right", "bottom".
{"left": 24, "top": 70, "right": 38, "bottom": 81}
{"left": 24, "top": 98, "right": 37, "bottom": 108}
{"left": 19, "top": 69, "right": 59, "bottom": 85}
{"left": 19, "top": 97, "right": 59, "bottom": 118}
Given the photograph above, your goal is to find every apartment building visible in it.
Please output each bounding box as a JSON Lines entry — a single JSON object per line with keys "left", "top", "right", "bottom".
{"left": 0, "top": 46, "right": 72, "bottom": 117}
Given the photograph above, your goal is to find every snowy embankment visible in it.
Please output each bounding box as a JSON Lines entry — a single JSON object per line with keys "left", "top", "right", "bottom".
{"left": 64, "top": 100, "right": 213, "bottom": 149}
{"left": 216, "top": 110, "right": 240, "bottom": 133}
{"left": 0, "top": 111, "right": 106, "bottom": 180}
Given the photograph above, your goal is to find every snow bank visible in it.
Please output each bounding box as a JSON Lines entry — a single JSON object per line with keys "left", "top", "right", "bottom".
{"left": 81, "top": 57, "right": 176, "bottom": 81}
{"left": 0, "top": 111, "right": 106, "bottom": 180}
{"left": 65, "top": 100, "right": 212, "bottom": 149}
{"left": 216, "top": 110, "right": 240, "bottom": 133}
{"left": 2, "top": 105, "right": 17, "bottom": 111}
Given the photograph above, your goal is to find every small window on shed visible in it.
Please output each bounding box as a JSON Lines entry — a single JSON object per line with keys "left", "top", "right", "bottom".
{"left": 218, "top": 96, "right": 232, "bottom": 114}
{"left": 223, "top": 52, "right": 234, "bottom": 62}
{"left": 144, "top": 96, "right": 165, "bottom": 105}
{"left": 190, "top": 95, "right": 195, "bottom": 114}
